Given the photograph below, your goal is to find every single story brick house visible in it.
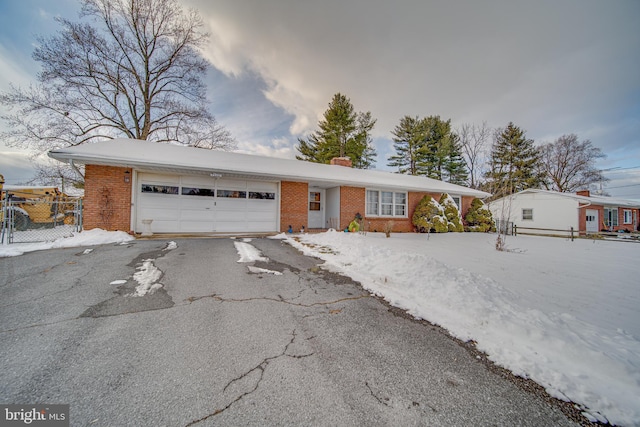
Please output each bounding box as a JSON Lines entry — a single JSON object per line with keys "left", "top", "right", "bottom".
{"left": 488, "top": 189, "right": 640, "bottom": 236}
{"left": 49, "top": 139, "right": 489, "bottom": 234}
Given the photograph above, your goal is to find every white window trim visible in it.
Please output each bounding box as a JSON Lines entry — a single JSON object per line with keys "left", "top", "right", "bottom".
{"left": 366, "top": 189, "right": 408, "bottom": 218}
{"left": 623, "top": 209, "right": 632, "bottom": 224}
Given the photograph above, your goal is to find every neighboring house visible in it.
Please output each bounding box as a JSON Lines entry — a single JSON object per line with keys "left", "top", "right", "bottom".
{"left": 488, "top": 189, "right": 640, "bottom": 236}
{"left": 48, "top": 139, "right": 489, "bottom": 234}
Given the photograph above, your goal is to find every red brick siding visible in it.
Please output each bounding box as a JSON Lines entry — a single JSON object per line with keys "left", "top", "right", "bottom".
{"left": 280, "top": 181, "right": 308, "bottom": 232}
{"left": 344, "top": 190, "right": 475, "bottom": 233}
{"left": 84, "top": 165, "right": 132, "bottom": 232}
{"left": 340, "top": 186, "right": 365, "bottom": 230}
{"left": 583, "top": 205, "right": 640, "bottom": 233}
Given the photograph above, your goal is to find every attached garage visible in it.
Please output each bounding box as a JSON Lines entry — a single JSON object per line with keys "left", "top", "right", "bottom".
{"left": 135, "top": 172, "right": 278, "bottom": 233}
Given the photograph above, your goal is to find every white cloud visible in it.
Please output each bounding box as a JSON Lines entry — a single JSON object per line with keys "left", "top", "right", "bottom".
{"left": 188, "top": 0, "right": 640, "bottom": 150}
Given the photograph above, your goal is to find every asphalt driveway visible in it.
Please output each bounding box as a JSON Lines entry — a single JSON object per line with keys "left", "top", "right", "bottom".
{"left": 0, "top": 238, "right": 579, "bottom": 426}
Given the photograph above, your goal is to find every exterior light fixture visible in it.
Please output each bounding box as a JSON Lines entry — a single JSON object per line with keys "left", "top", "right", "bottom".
{"left": 124, "top": 170, "right": 131, "bottom": 183}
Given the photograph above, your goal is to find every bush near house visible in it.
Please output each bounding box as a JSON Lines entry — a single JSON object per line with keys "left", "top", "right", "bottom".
{"left": 412, "top": 195, "right": 448, "bottom": 233}
{"left": 464, "top": 198, "right": 495, "bottom": 232}
{"left": 439, "top": 194, "right": 464, "bottom": 232}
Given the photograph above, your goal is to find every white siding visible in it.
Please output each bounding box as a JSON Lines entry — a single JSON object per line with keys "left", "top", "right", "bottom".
{"left": 488, "top": 192, "right": 578, "bottom": 236}
{"left": 325, "top": 187, "right": 341, "bottom": 229}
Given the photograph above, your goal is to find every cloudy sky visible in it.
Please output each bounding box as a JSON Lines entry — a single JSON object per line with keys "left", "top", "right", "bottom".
{"left": 1, "top": 0, "right": 639, "bottom": 198}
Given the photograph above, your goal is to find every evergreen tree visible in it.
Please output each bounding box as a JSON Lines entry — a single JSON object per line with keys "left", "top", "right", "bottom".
{"left": 388, "top": 115, "right": 468, "bottom": 184}
{"left": 421, "top": 115, "right": 451, "bottom": 180}
{"left": 412, "top": 195, "right": 448, "bottom": 233}
{"left": 296, "top": 93, "right": 377, "bottom": 168}
{"left": 484, "top": 122, "right": 542, "bottom": 198}
{"left": 387, "top": 116, "right": 428, "bottom": 175}
{"left": 443, "top": 133, "right": 469, "bottom": 185}
{"left": 464, "top": 198, "right": 495, "bottom": 232}
{"left": 439, "top": 193, "right": 464, "bottom": 232}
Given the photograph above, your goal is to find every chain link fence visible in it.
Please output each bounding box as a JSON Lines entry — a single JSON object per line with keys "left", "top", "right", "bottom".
{"left": 1, "top": 193, "right": 83, "bottom": 244}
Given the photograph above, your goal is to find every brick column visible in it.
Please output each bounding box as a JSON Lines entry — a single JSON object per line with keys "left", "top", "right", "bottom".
{"left": 83, "top": 165, "right": 132, "bottom": 232}
{"left": 280, "top": 181, "right": 308, "bottom": 232}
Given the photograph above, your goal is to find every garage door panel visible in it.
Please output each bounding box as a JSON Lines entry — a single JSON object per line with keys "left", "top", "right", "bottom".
{"left": 138, "top": 206, "right": 179, "bottom": 221}
{"left": 180, "top": 209, "right": 214, "bottom": 222}
{"left": 136, "top": 174, "right": 278, "bottom": 233}
{"left": 139, "top": 173, "right": 180, "bottom": 184}
{"left": 179, "top": 221, "right": 214, "bottom": 232}
{"left": 147, "top": 220, "right": 180, "bottom": 233}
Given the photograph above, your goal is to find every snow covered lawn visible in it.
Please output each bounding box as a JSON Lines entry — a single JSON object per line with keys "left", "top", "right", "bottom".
{"left": 284, "top": 231, "right": 640, "bottom": 426}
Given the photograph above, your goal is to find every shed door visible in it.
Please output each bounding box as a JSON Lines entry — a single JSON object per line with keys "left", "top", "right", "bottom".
{"left": 585, "top": 209, "right": 598, "bottom": 233}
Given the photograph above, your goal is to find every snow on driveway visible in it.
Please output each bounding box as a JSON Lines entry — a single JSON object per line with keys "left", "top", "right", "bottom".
{"left": 285, "top": 231, "right": 640, "bottom": 426}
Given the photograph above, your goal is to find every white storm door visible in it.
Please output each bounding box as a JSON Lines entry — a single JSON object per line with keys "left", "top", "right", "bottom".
{"left": 308, "top": 189, "right": 325, "bottom": 229}
{"left": 585, "top": 209, "right": 598, "bottom": 233}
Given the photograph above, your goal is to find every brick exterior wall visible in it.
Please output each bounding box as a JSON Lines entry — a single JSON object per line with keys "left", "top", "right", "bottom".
{"left": 339, "top": 189, "right": 478, "bottom": 233}
{"left": 580, "top": 205, "right": 640, "bottom": 233}
{"left": 84, "top": 165, "right": 132, "bottom": 232}
{"left": 339, "top": 186, "right": 365, "bottom": 230}
{"left": 280, "top": 181, "right": 308, "bottom": 232}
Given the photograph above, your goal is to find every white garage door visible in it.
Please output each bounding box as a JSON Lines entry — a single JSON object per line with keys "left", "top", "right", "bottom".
{"left": 136, "top": 173, "right": 278, "bottom": 233}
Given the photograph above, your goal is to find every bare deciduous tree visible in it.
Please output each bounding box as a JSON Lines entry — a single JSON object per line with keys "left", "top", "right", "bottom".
{"left": 0, "top": 0, "right": 234, "bottom": 156}
{"left": 457, "top": 121, "right": 491, "bottom": 188}
{"left": 537, "top": 134, "right": 607, "bottom": 192}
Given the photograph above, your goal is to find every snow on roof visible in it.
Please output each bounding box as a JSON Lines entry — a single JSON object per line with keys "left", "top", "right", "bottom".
{"left": 494, "top": 189, "right": 640, "bottom": 208}
{"left": 48, "top": 138, "right": 490, "bottom": 198}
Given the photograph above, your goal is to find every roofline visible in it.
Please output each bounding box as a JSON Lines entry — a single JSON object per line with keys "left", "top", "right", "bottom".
{"left": 492, "top": 188, "right": 640, "bottom": 208}
{"left": 48, "top": 141, "right": 491, "bottom": 198}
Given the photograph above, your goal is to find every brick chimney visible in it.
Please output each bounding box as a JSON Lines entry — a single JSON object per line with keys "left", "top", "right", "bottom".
{"left": 576, "top": 190, "right": 590, "bottom": 197}
{"left": 330, "top": 157, "right": 352, "bottom": 167}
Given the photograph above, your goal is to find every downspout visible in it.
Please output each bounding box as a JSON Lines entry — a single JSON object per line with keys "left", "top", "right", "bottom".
{"left": 70, "top": 159, "right": 85, "bottom": 180}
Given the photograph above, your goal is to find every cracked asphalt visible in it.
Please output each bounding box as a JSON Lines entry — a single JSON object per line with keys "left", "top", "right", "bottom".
{"left": 0, "top": 238, "right": 579, "bottom": 426}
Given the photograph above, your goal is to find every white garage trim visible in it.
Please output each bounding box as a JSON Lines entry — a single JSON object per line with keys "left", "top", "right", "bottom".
{"left": 133, "top": 172, "right": 278, "bottom": 233}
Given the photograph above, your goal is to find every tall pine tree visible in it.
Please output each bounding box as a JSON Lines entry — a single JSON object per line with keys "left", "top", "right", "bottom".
{"left": 443, "top": 133, "right": 469, "bottom": 185}
{"left": 389, "top": 115, "right": 468, "bottom": 184}
{"left": 484, "top": 122, "right": 542, "bottom": 198}
{"left": 296, "top": 93, "right": 377, "bottom": 168}
{"left": 388, "top": 115, "right": 428, "bottom": 175}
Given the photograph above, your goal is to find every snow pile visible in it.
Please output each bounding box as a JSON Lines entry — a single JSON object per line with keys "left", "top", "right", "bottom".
{"left": 131, "top": 260, "right": 163, "bottom": 297}
{"left": 234, "top": 241, "right": 268, "bottom": 263}
{"left": 164, "top": 241, "right": 178, "bottom": 250}
{"left": 0, "top": 229, "right": 134, "bottom": 258}
{"left": 286, "top": 231, "right": 640, "bottom": 426}
{"left": 247, "top": 266, "right": 283, "bottom": 275}
{"left": 267, "top": 233, "right": 288, "bottom": 240}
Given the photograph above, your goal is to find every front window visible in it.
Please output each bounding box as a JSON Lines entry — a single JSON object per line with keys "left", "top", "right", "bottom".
{"left": 366, "top": 190, "right": 379, "bottom": 216}
{"left": 604, "top": 207, "right": 618, "bottom": 227}
{"left": 309, "top": 192, "right": 321, "bottom": 211}
{"left": 381, "top": 191, "right": 393, "bottom": 215}
{"left": 366, "top": 190, "right": 407, "bottom": 217}
{"left": 522, "top": 208, "right": 533, "bottom": 221}
{"left": 623, "top": 210, "right": 632, "bottom": 224}
{"left": 451, "top": 195, "right": 461, "bottom": 210}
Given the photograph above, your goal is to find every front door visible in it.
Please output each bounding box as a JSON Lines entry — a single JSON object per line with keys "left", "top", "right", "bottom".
{"left": 585, "top": 209, "right": 598, "bottom": 233}
{"left": 308, "top": 189, "right": 325, "bottom": 229}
